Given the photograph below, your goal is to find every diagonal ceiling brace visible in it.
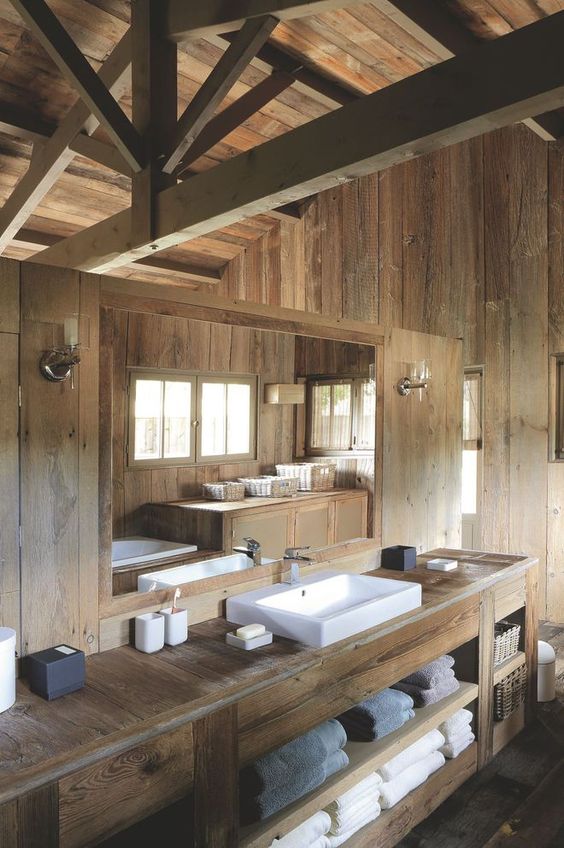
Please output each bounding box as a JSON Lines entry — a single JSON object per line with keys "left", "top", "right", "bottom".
{"left": 8, "top": 0, "right": 144, "bottom": 171}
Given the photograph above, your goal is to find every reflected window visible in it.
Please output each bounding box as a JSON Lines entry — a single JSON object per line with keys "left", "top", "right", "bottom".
{"left": 307, "top": 377, "right": 375, "bottom": 454}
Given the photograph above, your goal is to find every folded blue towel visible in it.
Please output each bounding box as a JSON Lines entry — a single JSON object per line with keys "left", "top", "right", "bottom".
{"left": 337, "top": 688, "right": 414, "bottom": 741}
{"left": 393, "top": 674, "right": 460, "bottom": 707}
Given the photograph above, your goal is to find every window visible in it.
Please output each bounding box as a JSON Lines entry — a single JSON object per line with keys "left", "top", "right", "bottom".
{"left": 462, "top": 369, "right": 483, "bottom": 516}
{"left": 306, "top": 377, "right": 375, "bottom": 454}
{"left": 128, "top": 370, "right": 257, "bottom": 467}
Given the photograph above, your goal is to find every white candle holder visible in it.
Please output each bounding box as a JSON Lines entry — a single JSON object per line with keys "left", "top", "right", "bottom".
{"left": 135, "top": 613, "right": 165, "bottom": 653}
{"left": 159, "top": 608, "right": 188, "bottom": 646}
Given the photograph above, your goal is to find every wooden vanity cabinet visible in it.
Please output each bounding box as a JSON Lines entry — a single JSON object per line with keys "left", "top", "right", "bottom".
{"left": 232, "top": 510, "right": 292, "bottom": 560}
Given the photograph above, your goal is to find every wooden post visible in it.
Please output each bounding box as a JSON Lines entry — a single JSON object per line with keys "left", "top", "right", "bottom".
{"left": 525, "top": 564, "right": 539, "bottom": 722}
{"left": 477, "top": 587, "right": 495, "bottom": 768}
{"left": 193, "top": 706, "right": 239, "bottom": 848}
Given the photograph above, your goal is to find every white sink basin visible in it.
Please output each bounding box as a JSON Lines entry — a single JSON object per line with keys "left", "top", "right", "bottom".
{"left": 138, "top": 553, "right": 276, "bottom": 591}
{"left": 226, "top": 570, "right": 422, "bottom": 648}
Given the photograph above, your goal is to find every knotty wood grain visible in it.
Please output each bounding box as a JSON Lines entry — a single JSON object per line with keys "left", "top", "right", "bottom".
{"left": 193, "top": 706, "right": 238, "bottom": 848}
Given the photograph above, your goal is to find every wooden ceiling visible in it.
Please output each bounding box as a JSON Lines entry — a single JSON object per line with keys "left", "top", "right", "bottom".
{"left": 0, "top": 0, "right": 562, "bottom": 287}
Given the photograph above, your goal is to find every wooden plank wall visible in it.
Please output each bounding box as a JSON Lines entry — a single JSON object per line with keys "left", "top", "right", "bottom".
{"left": 110, "top": 310, "right": 296, "bottom": 537}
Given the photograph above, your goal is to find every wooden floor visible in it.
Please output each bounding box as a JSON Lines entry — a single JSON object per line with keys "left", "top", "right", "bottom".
{"left": 101, "top": 623, "right": 564, "bottom": 848}
{"left": 398, "top": 623, "right": 564, "bottom": 848}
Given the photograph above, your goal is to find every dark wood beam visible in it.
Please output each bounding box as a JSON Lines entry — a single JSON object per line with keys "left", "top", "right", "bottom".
{"left": 163, "top": 16, "right": 279, "bottom": 174}
{"left": 32, "top": 13, "right": 564, "bottom": 273}
{"left": 8, "top": 0, "right": 144, "bottom": 171}
{"left": 176, "top": 71, "right": 294, "bottom": 174}
{"left": 373, "top": 0, "right": 563, "bottom": 141}
{"left": 0, "top": 32, "right": 131, "bottom": 255}
{"left": 164, "top": 0, "right": 360, "bottom": 41}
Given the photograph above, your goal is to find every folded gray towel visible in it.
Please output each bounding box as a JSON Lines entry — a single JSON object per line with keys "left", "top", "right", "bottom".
{"left": 338, "top": 688, "right": 415, "bottom": 742}
{"left": 241, "top": 719, "right": 346, "bottom": 797}
{"left": 393, "top": 674, "right": 460, "bottom": 707}
{"left": 242, "top": 748, "right": 349, "bottom": 823}
{"left": 401, "top": 656, "right": 455, "bottom": 689}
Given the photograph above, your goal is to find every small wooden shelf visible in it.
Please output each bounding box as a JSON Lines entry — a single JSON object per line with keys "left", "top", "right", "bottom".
{"left": 240, "top": 681, "right": 479, "bottom": 848}
{"left": 493, "top": 650, "right": 526, "bottom": 685}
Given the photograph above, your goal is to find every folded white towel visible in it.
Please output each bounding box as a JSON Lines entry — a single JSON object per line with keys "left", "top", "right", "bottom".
{"left": 328, "top": 796, "right": 379, "bottom": 834}
{"left": 324, "top": 771, "right": 382, "bottom": 817}
{"left": 445, "top": 725, "right": 474, "bottom": 747}
{"left": 439, "top": 708, "right": 473, "bottom": 740}
{"left": 440, "top": 732, "right": 475, "bottom": 759}
{"left": 271, "top": 811, "right": 331, "bottom": 847}
{"left": 380, "top": 750, "right": 445, "bottom": 809}
{"left": 327, "top": 805, "right": 381, "bottom": 846}
{"left": 310, "top": 838, "right": 331, "bottom": 848}
{"left": 378, "top": 729, "right": 445, "bottom": 782}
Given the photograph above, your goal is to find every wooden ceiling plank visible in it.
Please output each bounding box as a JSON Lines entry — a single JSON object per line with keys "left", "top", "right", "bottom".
{"left": 164, "top": 0, "right": 362, "bottom": 42}
{"left": 164, "top": 16, "right": 279, "bottom": 174}
{"left": 8, "top": 0, "right": 143, "bottom": 171}
{"left": 31, "top": 13, "right": 564, "bottom": 273}
{"left": 372, "top": 0, "right": 563, "bottom": 140}
{"left": 0, "top": 31, "right": 131, "bottom": 255}
{"left": 176, "top": 71, "right": 295, "bottom": 173}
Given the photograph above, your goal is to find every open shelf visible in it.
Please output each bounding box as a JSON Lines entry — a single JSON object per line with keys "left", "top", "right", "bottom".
{"left": 347, "top": 743, "right": 478, "bottom": 847}
{"left": 493, "top": 650, "right": 526, "bottom": 685}
{"left": 240, "top": 681, "right": 479, "bottom": 848}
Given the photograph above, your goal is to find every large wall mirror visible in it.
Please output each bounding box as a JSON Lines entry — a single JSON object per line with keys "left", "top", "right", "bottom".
{"left": 99, "top": 304, "right": 382, "bottom": 615}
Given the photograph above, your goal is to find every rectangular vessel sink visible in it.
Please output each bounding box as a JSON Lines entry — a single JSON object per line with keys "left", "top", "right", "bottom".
{"left": 226, "top": 570, "right": 422, "bottom": 648}
{"left": 138, "top": 553, "right": 276, "bottom": 591}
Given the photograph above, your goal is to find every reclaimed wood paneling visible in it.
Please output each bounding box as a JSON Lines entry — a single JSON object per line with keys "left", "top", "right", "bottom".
{"left": 0, "top": 259, "right": 19, "bottom": 334}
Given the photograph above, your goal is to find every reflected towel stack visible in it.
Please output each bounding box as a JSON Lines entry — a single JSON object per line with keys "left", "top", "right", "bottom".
{"left": 438, "top": 707, "right": 475, "bottom": 758}
{"left": 392, "top": 656, "right": 460, "bottom": 707}
{"left": 323, "top": 772, "right": 382, "bottom": 846}
{"left": 337, "top": 688, "right": 415, "bottom": 742}
{"left": 241, "top": 720, "right": 349, "bottom": 824}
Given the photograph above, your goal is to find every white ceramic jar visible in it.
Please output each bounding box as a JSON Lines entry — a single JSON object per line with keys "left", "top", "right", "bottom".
{"left": 538, "top": 640, "right": 556, "bottom": 702}
{"left": 0, "top": 627, "right": 16, "bottom": 713}
{"left": 160, "top": 608, "right": 188, "bottom": 646}
{"left": 135, "top": 613, "right": 165, "bottom": 653}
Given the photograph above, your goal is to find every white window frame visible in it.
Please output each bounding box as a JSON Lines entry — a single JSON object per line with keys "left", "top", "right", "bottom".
{"left": 461, "top": 367, "right": 483, "bottom": 550}
{"left": 305, "top": 375, "right": 375, "bottom": 456}
{"left": 127, "top": 368, "right": 258, "bottom": 468}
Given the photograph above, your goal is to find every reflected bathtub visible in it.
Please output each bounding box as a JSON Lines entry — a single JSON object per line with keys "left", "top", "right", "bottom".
{"left": 112, "top": 536, "right": 198, "bottom": 568}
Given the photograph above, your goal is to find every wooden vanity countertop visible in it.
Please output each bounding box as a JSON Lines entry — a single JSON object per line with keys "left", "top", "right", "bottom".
{"left": 0, "top": 548, "right": 535, "bottom": 805}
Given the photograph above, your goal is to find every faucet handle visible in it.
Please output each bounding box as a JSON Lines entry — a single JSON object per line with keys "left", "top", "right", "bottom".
{"left": 283, "top": 546, "right": 311, "bottom": 560}
{"left": 243, "top": 537, "right": 261, "bottom": 551}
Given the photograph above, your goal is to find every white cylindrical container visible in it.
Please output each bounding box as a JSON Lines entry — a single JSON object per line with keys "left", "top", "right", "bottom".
{"left": 159, "top": 608, "right": 188, "bottom": 646}
{"left": 135, "top": 613, "right": 165, "bottom": 654}
{"left": 538, "top": 640, "right": 556, "bottom": 702}
{"left": 0, "top": 628, "right": 16, "bottom": 713}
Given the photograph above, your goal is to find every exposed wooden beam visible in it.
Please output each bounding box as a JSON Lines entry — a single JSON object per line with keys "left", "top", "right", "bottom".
{"left": 8, "top": 0, "right": 143, "bottom": 171}
{"left": 164, "top": 0, "right": 360, "bottom": 41}
{"left": 373, "top": 0, "right": 563, "bottom": 141}
{"left": 0, "top": 32, "right": 131, "bottom": 256}
{"left": 11, "top": 228, "right": 223, "bottom": 286}
{"left": 32, "top": 14, "right": 564, "bottom": 273}
{"left": 163, "top": 16, "right": 279, "bottom": 174}
{"left": 176, "top": 71, "right": 294, "bottom": 174}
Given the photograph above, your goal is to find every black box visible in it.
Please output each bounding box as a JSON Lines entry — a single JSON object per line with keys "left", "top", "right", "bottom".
{"left": 25, "top": 644, "right": 85, "bottom": 700}
{"left": 381, "top": 545, "right": 417, "bottom": 571}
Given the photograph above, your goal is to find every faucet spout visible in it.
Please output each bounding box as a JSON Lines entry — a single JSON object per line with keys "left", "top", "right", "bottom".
{"left": 233, "top": 537, "right": 262, "bottom": 567}
{"left": 283, "top": 546, "right": 312, "bottom": 585}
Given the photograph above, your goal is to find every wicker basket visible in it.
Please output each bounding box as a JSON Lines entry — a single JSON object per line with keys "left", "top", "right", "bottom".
{"left": 238, "top": 475, "right": 299, "bottom": 498}
{"left": 494, "top": 664, "right": 527, "bottom": 721}
{"left": 202, "top": 481, "right": 246, "bottom": 502}
{"left": 493, "top": 620, "right": 521, "bottom": 665}
{"left": 276, "top": 462, "right": 337, "bottom": 492}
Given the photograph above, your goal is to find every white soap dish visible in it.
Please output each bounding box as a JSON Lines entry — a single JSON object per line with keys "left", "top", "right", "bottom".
{"left": 226, "top": 631, "right": 273, "bottom": 650}
{"left": 426, "top": 558, "right": 458, "bottom": 572}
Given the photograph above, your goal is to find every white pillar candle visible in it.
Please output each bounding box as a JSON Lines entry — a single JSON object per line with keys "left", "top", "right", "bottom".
{"left": 64, "top": 316, "right": 79, "bottom": 347}
{"left": 0, "top": 628, "right": 16, "bottom": 713}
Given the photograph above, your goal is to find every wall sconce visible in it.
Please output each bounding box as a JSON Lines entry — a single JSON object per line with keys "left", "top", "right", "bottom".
{"left": 40, "top": 314, "right": 90, "bottom": 388}
{"left": 396, "top": 360, "right": 431, "bottom": 400}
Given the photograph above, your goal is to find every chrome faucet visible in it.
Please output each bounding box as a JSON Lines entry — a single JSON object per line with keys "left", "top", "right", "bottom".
{"left": 233, "top": 537, "right": 262, "bottom": 566}
{"left": 283, "top": 547, "right": 312, "bottom": 585}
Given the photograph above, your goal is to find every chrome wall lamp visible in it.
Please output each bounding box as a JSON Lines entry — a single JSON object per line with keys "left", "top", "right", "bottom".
{"left": 40, "top": 314, "right": 89, "bottom": 388}
{"left": 396, "top": 360, "right": 431, "bottom": 399}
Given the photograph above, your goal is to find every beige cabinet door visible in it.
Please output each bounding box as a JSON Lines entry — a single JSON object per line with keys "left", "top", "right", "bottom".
{"left": 335, "top": 497, "right": 367, "bottom": 543}
{"left": 231, "top": 511, "right": 290, "bottom": 560}
{"left": 295, "top": 503, "right": 330, "bottom": 550}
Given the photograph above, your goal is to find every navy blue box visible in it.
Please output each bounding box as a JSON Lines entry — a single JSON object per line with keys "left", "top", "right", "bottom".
{"left": 381, "top": 545, "right": 417, "bottom": 571}
{"left": 25, "top": 644, "right": 85, "bottom": 700}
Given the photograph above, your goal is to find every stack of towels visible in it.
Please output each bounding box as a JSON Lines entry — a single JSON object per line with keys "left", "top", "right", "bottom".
{"left": 323, "top": 772, "right": 382, "bottom": 846}
{"left": 377, "top": 730, "right": 446, "bottom": 809}
{"left": 240, "top": 719, "right": 349, "bottom": 824}
{"left": 270, "top": 811, "right": 332, "bottom": 848}
{"left": 438, "top": 708, "right": 475, "bottom": 758}
{"left": 337, "top": 688, "right": 415, "bottom": 742}
{"left": 392, "top": 655, "right": 460, "bottom": 707}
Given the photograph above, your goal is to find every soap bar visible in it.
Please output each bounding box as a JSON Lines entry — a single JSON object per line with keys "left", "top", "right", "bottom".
{"left": 426, "top": 558, "right": 458, "bottom": 572}
{"left": 236, "top": 623, "right": 266, "bottom": 640}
